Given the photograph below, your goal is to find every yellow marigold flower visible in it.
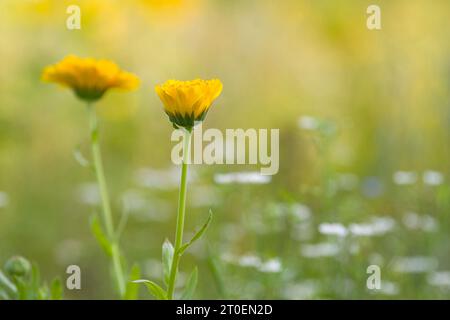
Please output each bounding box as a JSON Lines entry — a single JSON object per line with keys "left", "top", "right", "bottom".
{"left": 42, "top": 55, "right": 139, "bottom": 102}
{"left": 155, "top": 79, "right": 223, "bottom": 129}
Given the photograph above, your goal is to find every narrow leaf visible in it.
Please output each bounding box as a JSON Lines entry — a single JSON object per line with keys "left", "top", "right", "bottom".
{"left": 90, "top": 214, "right": 113, "bottom": 256}
{"left": 133, "top": 279, "right": 167, "bottom": 300}
{"left": 0, "top": 289, "right": 10, "bottom": 300}
{"left": 15, "top": 277, "right": 28, "bottom": 300}
{"left": 50, "top": 278, "right": 63, "bottom": 300}
{"left": 124, "top": 264, "right": 141, "bottom": 300}
{"left": 178, "top": 210, "right": 213, "bottom": 256}
{"left": 30, "top": 264, "right": 41, "bottom": 299}
{"left": 162, "top": 239, "right": 174, "bottom": 287}
{"left": 38, "top": 284, "right": 50, "bottom": 300}
{"left": 181, "top": 267, "right": 198, "bottom": 300}
{"left": 0, "top": 271, "right": 17, "bottom": 298}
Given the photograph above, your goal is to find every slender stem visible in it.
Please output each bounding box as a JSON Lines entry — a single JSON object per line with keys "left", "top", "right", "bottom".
{"left": 167, "top": 128, "right": 192, "bottom": 300}
{"left": 87, "top": 103, "right": 126, "bottom": 298}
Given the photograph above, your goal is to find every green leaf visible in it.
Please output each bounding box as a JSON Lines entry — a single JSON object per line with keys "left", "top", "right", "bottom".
{"left": 133, "top": 279, "right": 167, "bottom": 300}
{"left": 0, "top": 270, "right": 17, "bottom": 299}
{"left": 50, "top": 278, "right": 63, "bottom": 300}
{"left": 15, "top": 277, "right": 28, "bottom": 300}
{"left": 38, "top": 284, "right": 50, "bottom": 300}
{"left": 178, "top": 210, "right": 213, "bottom": 256}
{"left": 181, "top": 267, "right": 198, "bottom": 300}
{"left": 124, "top": 264, "right": 141, "bottom": 300}
{"left": 30, "top": 264, "right": 41, "bottom": 299}
{"left": 90, "top": 214, "right": 113, "bottom": 256}
{"left": 162, "top": 239, "right": 174, "bottom": 287}
{"left": 0, "top": 289, "right": 10, "bottom": 300}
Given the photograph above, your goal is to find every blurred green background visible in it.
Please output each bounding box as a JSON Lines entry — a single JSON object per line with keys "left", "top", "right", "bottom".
{"left": 0, "top": 0, "right": 449, "bottom": 299}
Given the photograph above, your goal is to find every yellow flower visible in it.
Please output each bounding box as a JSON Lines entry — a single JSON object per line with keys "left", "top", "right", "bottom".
{"left": 42, "top": 55, "right": 139, "bottom": 102}
{"left": 155, "top": 79, "right": 223, "bottom": 129}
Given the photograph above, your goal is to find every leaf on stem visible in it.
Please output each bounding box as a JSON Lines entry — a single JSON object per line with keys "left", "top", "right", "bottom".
{"left": 90, "top": 214, "right": 113, "bottom": 257}
{"left": 162, "top": 239, "right": 174, "bottom": 287}
{"left": 178, "top": 210, "right": 213, "bottom": 256}
{"left": 133, "top": 279, "right": 167, "bottom": 300}
{"left": 181, "top": 267, "right": 198, "bottom": 300}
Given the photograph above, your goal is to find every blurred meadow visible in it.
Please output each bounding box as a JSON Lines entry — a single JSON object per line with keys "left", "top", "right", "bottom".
{"left": 0, "top": 0, "right": 449, "bottom": 299}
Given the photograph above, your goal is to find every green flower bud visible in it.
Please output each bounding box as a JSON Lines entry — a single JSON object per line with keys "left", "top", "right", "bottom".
{"left": 4, "top": 256, "right": 32, "bottom": 278}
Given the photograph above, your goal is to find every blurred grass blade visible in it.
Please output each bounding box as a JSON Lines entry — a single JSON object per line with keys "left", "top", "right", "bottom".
{"left": 90, "top": 214, "right": 113, "bottom": 257}
{"left": 38, "top": 284, "right": 50, "bottom": 300}
{"left": 50, "top": 278, "right": 63, "bottom": 300}
{"left": 207, "top": 246, "right": 227, "bottom": 298}
{"left": 115, "top": 202, "right": 130, "bottom": 241}
{"left": 30, "top": 264, "right": 41, "bottom": 299}
{"left": 178, "top": 210, "right": 213, "bottom": 256}
{"left": 133, "top": 279, "right": 167, "bottom": 300}
{"left": 0, "top": 289, "right": 10, "bottom": 300}
{"left": 15, "top": 277, "right": 28, "bottom": 300}
{"left": 181, "top": 267, "right": 198, "bottom": 300}
{"left": 124, "top": 264, "right": 141, "bottom": 300}
{"left": 162, "top": 239, "right": 174, "bottom": 287}
{"left": 0, "top": 271, "right": 17, "bottom": 298}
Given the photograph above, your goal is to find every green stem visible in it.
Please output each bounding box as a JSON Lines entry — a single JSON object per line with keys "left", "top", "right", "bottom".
{"left": 167, "top": 128, "right": 192, "bottom": 300}
{"left": 88, "top": 103, "right": 126, "bottom": 298}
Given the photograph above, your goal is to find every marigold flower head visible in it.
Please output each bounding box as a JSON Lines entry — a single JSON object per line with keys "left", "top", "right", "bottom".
{"left": 42, "top": 55, "right": 139, "bottom": 102}
{"left": 155, "top": 79, "right": 223, "bottom": 129}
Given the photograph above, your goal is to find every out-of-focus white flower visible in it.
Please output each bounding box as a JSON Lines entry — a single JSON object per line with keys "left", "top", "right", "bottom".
{"left": 222, "top": 253, "right": 261, "bottom": 268}
{"left": 121, "top": 190, "right": 147, "bottom": 211}
{"left": 258, "top": 258, "right": 282, "bottom": 273}
{"left": 392, "top": 256, "right": 438, "bottom": 273}
{"left": 0, "top": 191, "right": 9, "bottom": 208}
{"left": 380, "top": 281, "right": 399, "bottom": 296}
{"left": 214, "top": 171, "right": 271, "bottom": 185}
{"left": 77, "top": 182, "right": 100, "bottom": 205}
{"left": 135, "top": 167, "right": 195, "bottom": 190}
{"left": 298, "top": 116, "right": 320, "bottom": 130}
{"left": 222, "top": 253, "right": 282, "bottom": 273}
{"left": 318, "top": 223, "right": 348, "bottom": 237}
{"left": 427, "top": 271, "right": 450, "bottom": 287}
{"left": 301, "top": 242, "right": 340, "bottom": 258}
{"left": 422, "top": 170, "right": 444, "bottom": 186}
{"left": 402, "top": 212, "right": 438, "bottom": 232}
{"left": 191, "top": 186, "right": 221, "bottom": 207}
{"left": 349, "top": 217, "right": 395, "bottom": 237}
{"left": 393, "top": 171, "right": 417, "bottom": 185}
{"left": 54, "top": 239, "right": 82, "bottom": 265}
{"left": 273, "top": 202, "right": 311, "bottom": 221}
{"left": 238, "top": 255, "right": 262, "bottom": 268}
{"left": 290, "top": 203, "right": 312, "bottom": 221}
{"left": 282, "top": 281, "right": 318, "bottom": 299}
{"left": 121, "top": 190, "right": 172, "bottom": 222}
